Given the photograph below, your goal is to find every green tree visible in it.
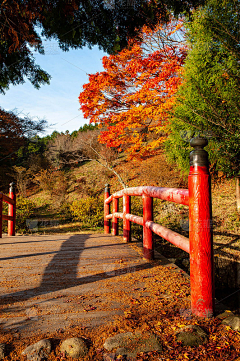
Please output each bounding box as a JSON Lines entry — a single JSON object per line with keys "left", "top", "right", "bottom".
{"left": 0, "top": 0, "right": 205, "bottom": 93}
{"left": 166, "top": 0, "right": 240, "bottom": 179}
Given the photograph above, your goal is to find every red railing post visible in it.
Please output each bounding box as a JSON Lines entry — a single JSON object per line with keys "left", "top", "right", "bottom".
{"left": 142, "top": 194, "right": 154, "bottom": 260}
{"left": 104, "top": 184, "right": 110, "bottom": 234}
{"left": 188, "top": 137, "right": 214, "bottom": 317}
{"left": 8, "top": 182, "right": 16, "bottom": 236}
{"left": 123, "top": 194, "right": 131, "bottom": 242}
{"left": 112, "top": 197, "right": 119, "bottom": 236}
{"left": 0, "top": 197, "right": 2, "bottom": 238}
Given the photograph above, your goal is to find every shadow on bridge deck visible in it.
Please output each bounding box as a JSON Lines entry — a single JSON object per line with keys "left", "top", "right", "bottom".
{"left": 0, "top": 233, "right": 172, "bottom": 335}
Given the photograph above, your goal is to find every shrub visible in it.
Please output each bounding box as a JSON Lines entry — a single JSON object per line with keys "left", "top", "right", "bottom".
{"left": 34, "top": 169, "right": 68, "bottom": 205}
{"left": 34, "top": 169, "right": 55, "bottom": 193}
{"left": 69, "top": 196, "right": 104, "bottom": 228}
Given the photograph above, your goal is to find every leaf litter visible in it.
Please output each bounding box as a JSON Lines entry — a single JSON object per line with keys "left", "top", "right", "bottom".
{"left": 0, "top": 259, "right": 240, "bottom": 361}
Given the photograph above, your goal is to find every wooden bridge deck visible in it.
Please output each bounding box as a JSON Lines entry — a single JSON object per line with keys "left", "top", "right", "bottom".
{"left": 0, "top": 233, "right": 187, "bottom": 336}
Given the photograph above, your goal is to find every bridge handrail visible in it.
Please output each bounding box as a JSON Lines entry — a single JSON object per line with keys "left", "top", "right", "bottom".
{"left": 104, "top": 137, "right": 214, "bottom": 318}
{"left": 105, "top": 186, "right": 189, "bottom": 206}
{"left": 0, "top": 182, "right": 16, "bottom": 237}
{"left": 105, "top": 187, "right": 190, "bottom": 254}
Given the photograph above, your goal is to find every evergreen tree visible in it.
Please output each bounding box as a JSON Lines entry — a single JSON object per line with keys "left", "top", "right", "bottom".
{"left": 166, "top": 0, "right": 240, "bottom": 178}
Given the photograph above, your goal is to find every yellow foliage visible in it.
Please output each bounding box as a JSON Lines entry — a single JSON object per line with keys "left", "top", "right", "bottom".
{"left": 69, "top": 196, "right": 104, "bottom": 228}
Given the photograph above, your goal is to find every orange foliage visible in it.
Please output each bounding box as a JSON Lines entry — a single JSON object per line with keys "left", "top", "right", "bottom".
{"left": 79, "top": 18, "right": 186, "bottom": 157}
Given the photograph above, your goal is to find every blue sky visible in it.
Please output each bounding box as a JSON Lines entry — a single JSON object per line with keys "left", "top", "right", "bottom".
{"left": 0, "top": 40, "right": 107, "bottom": 136}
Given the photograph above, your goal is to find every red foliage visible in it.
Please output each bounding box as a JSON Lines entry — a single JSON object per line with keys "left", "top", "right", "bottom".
{"left": 79, "top": 18, "right": 186, "bottom": 158}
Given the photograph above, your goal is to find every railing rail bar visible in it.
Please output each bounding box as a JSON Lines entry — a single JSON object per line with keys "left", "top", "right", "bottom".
{"left": 2, "top": 194, "right": 15, "bottom": 205}
{"left": 105, "top": 186, "right": 189, "bottom": 206}
{"left": 106, "top": 212, "right": 189, "bottom": 253}
{"left": 106, "top": 212, "right": 124, "bottom": 220}
{"left": 2, "top": 215, "right": 14, "bottom": 221}
{"left": 126, "top": 213, "right": 143, "bottom": 226}
{"left": 146, "top": 220, "right": 190, "bottom": 254}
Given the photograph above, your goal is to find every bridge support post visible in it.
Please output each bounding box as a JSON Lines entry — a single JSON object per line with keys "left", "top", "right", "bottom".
{"left": 104, "top": 184, "right": 110, "bottom": 234}
{"left": 143, "top": 195, "right": 154, "bottom": 260}
{"left": 8, "top": 182, "right": 16, "bottom": 236}
{"left": 188, "top": 137, "right": 214, "bottom": 317}
{"left": 112, "top": 197, "right": 119, "bottom": 236}
{"left": 123, "top": 194, "right": 131, "bottom": 242}
{"left": 0, "top": 197, "right": 2, "bottom": 238}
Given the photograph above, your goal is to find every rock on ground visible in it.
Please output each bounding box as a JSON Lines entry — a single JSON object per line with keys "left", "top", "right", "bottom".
{"left": 60, "top": 337, "right": 88, "bottom": 358}
{"left": 216, "top": 311, "right": 234, "bottom": 320}
{"left": 104, "top": 331, "right": 162, "bottom": 358}
{"left": 22, "top": 339, "right": 51, "bottom": 361}
{"left": 0, "top": 344, "right": 6, "bottom": 360}
{"left": 222, "top": 315, "right": 240, "bottom": 331}
{"left": 176, "top": 325, "right": 208, "bottom": 347}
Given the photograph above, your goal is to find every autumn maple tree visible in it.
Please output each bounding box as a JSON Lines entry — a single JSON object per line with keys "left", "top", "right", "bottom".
{"left": 79, "top": 18, "right": 186, "bottom": 157}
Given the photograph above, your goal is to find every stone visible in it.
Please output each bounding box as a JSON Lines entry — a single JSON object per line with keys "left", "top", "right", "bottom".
{"left": 0, "top": 344, "right": 6, "bottom": 359}
{"left": 60, "top": 337, "right": 88, "bottom": 358}
{"left": 182, "top": 258, "right": 190, "bottom": 268}
{"left": 216, "top": 310, "right": 234, "bottom": 320}
{"left": 22, "top": 339, "right": 51, "bottom": 361}
{"left": 176, "top": 325, "right": 208, "bottom": 347}
{"left": 222, "top": 315, "right": 240, "bottom": 331}
{"left": 103, "top": 353, "right": 117, "bottom": 361}
{"left": 104, "top": 331, "right": 162, "bottom": 358}
{"left": 104, "top": 332, "right": 134, "bottom": 351}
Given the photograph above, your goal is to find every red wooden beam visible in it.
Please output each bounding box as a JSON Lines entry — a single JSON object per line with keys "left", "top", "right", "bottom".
{"left": 112, "top": 197, "right": 119, "bottom": 236}
{"left": 113, "top": 212, "right": 123, "bottom": 219}
{"left": 0, "top": 198, "right": 2, "bottom": 238}
{"left": 143, "top": 195, "right": 154, "bottom": 260}
{"left": 125, "top": 213, "right": 143, "bottom": 225}
{"left": 123, "top": 194, "right": 131, "bottom": 242}
{"left": 3, "top": 215, "right": 14, "bottom": 221}
{"left": 104, "top": 184, "right": 110, "bottom": 234}
{"left": 106, "top": 187, "right": 189, "bottom": 206}
{"left": 8, "top": 182, "right": 16, "bottom": 237}
{"left": 106, "top": 212, "right": 124, "bottom": 220}
{"left": 189, "top": 137, "right": 214, "bottom": 318}
{"left": 146, "top": 221, "right": 190, "bottom": 253}
{"left": 2, "top": 194, "right": 15, "bottom": 205}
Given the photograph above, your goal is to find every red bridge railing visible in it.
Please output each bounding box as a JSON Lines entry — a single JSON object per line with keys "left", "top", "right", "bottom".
{"left": 0, "top": 182, "right": 16, "bottom": 237}
{"left": 104, "top": 137, "right": 214, "bottom": 318}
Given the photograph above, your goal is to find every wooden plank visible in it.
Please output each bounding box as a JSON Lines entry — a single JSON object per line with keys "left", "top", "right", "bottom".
{"left": 2, "top": 194, "right": 14, "bottom": 205}
{"left": 2, "top": 215, "right": 13, "bottom": 221}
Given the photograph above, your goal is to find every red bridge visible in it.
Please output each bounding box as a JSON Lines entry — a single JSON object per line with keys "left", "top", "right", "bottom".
{"left": 0, "top": 137, "right": 215, "bottom": 324}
